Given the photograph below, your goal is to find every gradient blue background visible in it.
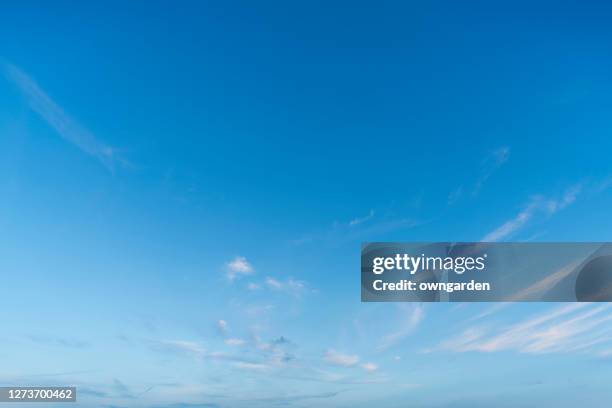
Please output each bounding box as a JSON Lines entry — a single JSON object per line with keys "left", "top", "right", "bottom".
{"left": 1, "top": 1, "right": 612, "bottom": 407}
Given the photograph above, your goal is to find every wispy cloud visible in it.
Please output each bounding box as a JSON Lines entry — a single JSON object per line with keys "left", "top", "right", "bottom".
{"left": 215, "top": 319, "right": 247, "bottom": 346}
{"left": 2, "top": 62, "right": 122, "bottom": 171}
{"left": 322, "top": 350, "right": 378, "bottom": 373}
{"left": 234, "top": 362, "right": 271, "bottom": 371}
{"left": 225, "top": 256, "right": 254, "bottom": 281}
{"left": 360, "top": 362, "right": 378, "bottom": 372}
{"left": 78, "top": 378, "right": 139, "bottom": 400}
{"left": 503, "top": 259, "right": 583, "bottom": 301}
{"left": 437, "top": 303, "right": 612, "bottom": 355}
{"left": 26, "top": 334, "right": 89, "bottom": 349}
{"left": 247, "top": 282, "right": 261, "bottom": 290}
{"left": 449, "top": 146, "right": 510, "bottom": 204}
{"left": 265, "top": 276, "right": 282, "bottom": 289}
{"left": 249, "top": 390, "right": 345, "bottom": 404}
{"left": 349, "top": 209, "right": 375, "bottom": 226}
{"left": 473, "top": 146, "right": 510, "bottom": 196}
{"left": 264, "top": 276, "right": 309, "bottom": 295}
{"left": 447, "top": 185, "right": 464, "bottom": 205}
{"left": 244, "top": 304, "right": 275, "bottom": 317}
{"left": 482, "top": 199, "right": 541, "bottom": 242}
{"left": 224, "top": 338, "right": 246, "bottom": 346}
{"left": 377, "top": 304, "right": 424, "bottom": 351}
{"left": 150, "top": 338, "right": 273, "bottom": 368}
{"left": 324, "top": 350, "right": 360, "bottom": 367}
{"left": 110, "top": 379, "right": 135, "bottom": 399}
{"left": 292, "top": 216, "right": 423, "bottom": 247}
{"left": 151, "top": 340, "right": 207, "bottom": 358}
{"left": 482, "top": 183, "right": 583, "bottom": 242}
{"left": 152, "top": 402, "right": 220, "bottom": 408}
{"left": 250, "top": 334, "right": 296, "bottom": 364}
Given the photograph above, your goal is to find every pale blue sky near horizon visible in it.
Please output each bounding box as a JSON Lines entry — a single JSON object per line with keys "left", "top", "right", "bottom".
{"left": 2, "top": 1, "right": 612, "bottom": 407}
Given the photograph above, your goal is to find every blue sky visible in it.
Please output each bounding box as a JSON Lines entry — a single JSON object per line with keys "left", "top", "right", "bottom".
{"left": 2, "top": 1, "right": 612, "bottom": 407}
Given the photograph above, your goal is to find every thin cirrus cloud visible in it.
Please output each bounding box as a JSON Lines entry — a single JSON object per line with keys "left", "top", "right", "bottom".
{"left": 473, "top": 146, "right": 510, "bottom": 196}
{"left": 151, "top": 339, "right": 206, "bottom": 358}
{"left": 145, "top": 323, "right": 298, "bottom": 375}
{"left": 436, "top": 303, "right": 612, "bottom": 355}
{"left": 149, "top": 338, "right": 260, "bottom": 366}
{"left": 449, "top": 146, "right": 510, "bottom": 204}
{"left": 26, "top": 334, "right": 89, "bottom": 349}
{"left": 2, "top": 62, "right": 121, "bottom": 171}
{"left": 224, "top": 338, "right": 246, "bottom": 346}
{"left": 244, "top": 276, "right": 310, "bottom": 294}
{"left": 291, "top": 208, "right": 424, "bottom": 247}
{"left": 482, "top": 183, "right": 583, "bottom": 242}
{"left": 465, "top": 259, "right": 584, "bottom": 321}
{"left": 349, "top": 209, "right": 375, "bottom": 227}
{"left": 250, "top": 390, "right": 344, "bottom": 404}
{"left": 377, "top": 304, "right": 425, "bottom": 351}
{"left": 234, "top": 361, "right": 271, "bottom": 371}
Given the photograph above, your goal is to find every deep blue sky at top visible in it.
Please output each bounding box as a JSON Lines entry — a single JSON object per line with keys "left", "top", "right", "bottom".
{"left": 2, "top": 1, "right": 612, "bottom": 407}
{"left": 3, "top": 1, "right": 612, "bottom": 234}
{"left": 3, "top": 1, "right": 612, "bottom": 250}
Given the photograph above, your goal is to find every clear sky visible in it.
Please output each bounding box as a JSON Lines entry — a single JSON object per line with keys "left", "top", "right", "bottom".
{"left": 1, "top": 1, "right": 612, "bottom": 407}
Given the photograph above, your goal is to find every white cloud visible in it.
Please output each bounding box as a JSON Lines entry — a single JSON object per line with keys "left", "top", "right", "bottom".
{"left": 2, "top": 62, "right": 121, "bottom": 171}
{"left": 361, "top": 362, "right": 378, "bottom": 372}
{"left": 265, "top": 277, "right": 282, "bottom": 289}
{"left": 226, "top": 256, "right": 254, "bottom": 281}
{"left": 288, "top": 279, "right": 306, "bottom": 290}
{"left": 324, "top": 350, "right": 359, "bottom": 367}
{"left": 247, "top": 282, "right": 261, "bottom": 290}
{"left": 225, "top": 338, "right": 246, "bottom": 346}
{"left": 546, "top": 183, "right": 582, "bottom": 213}
{"left": 482, "top": 184, "right": 583, "bottom": 242}
{"left": 217, "top": 319, "right": 229, "bottom": 335}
